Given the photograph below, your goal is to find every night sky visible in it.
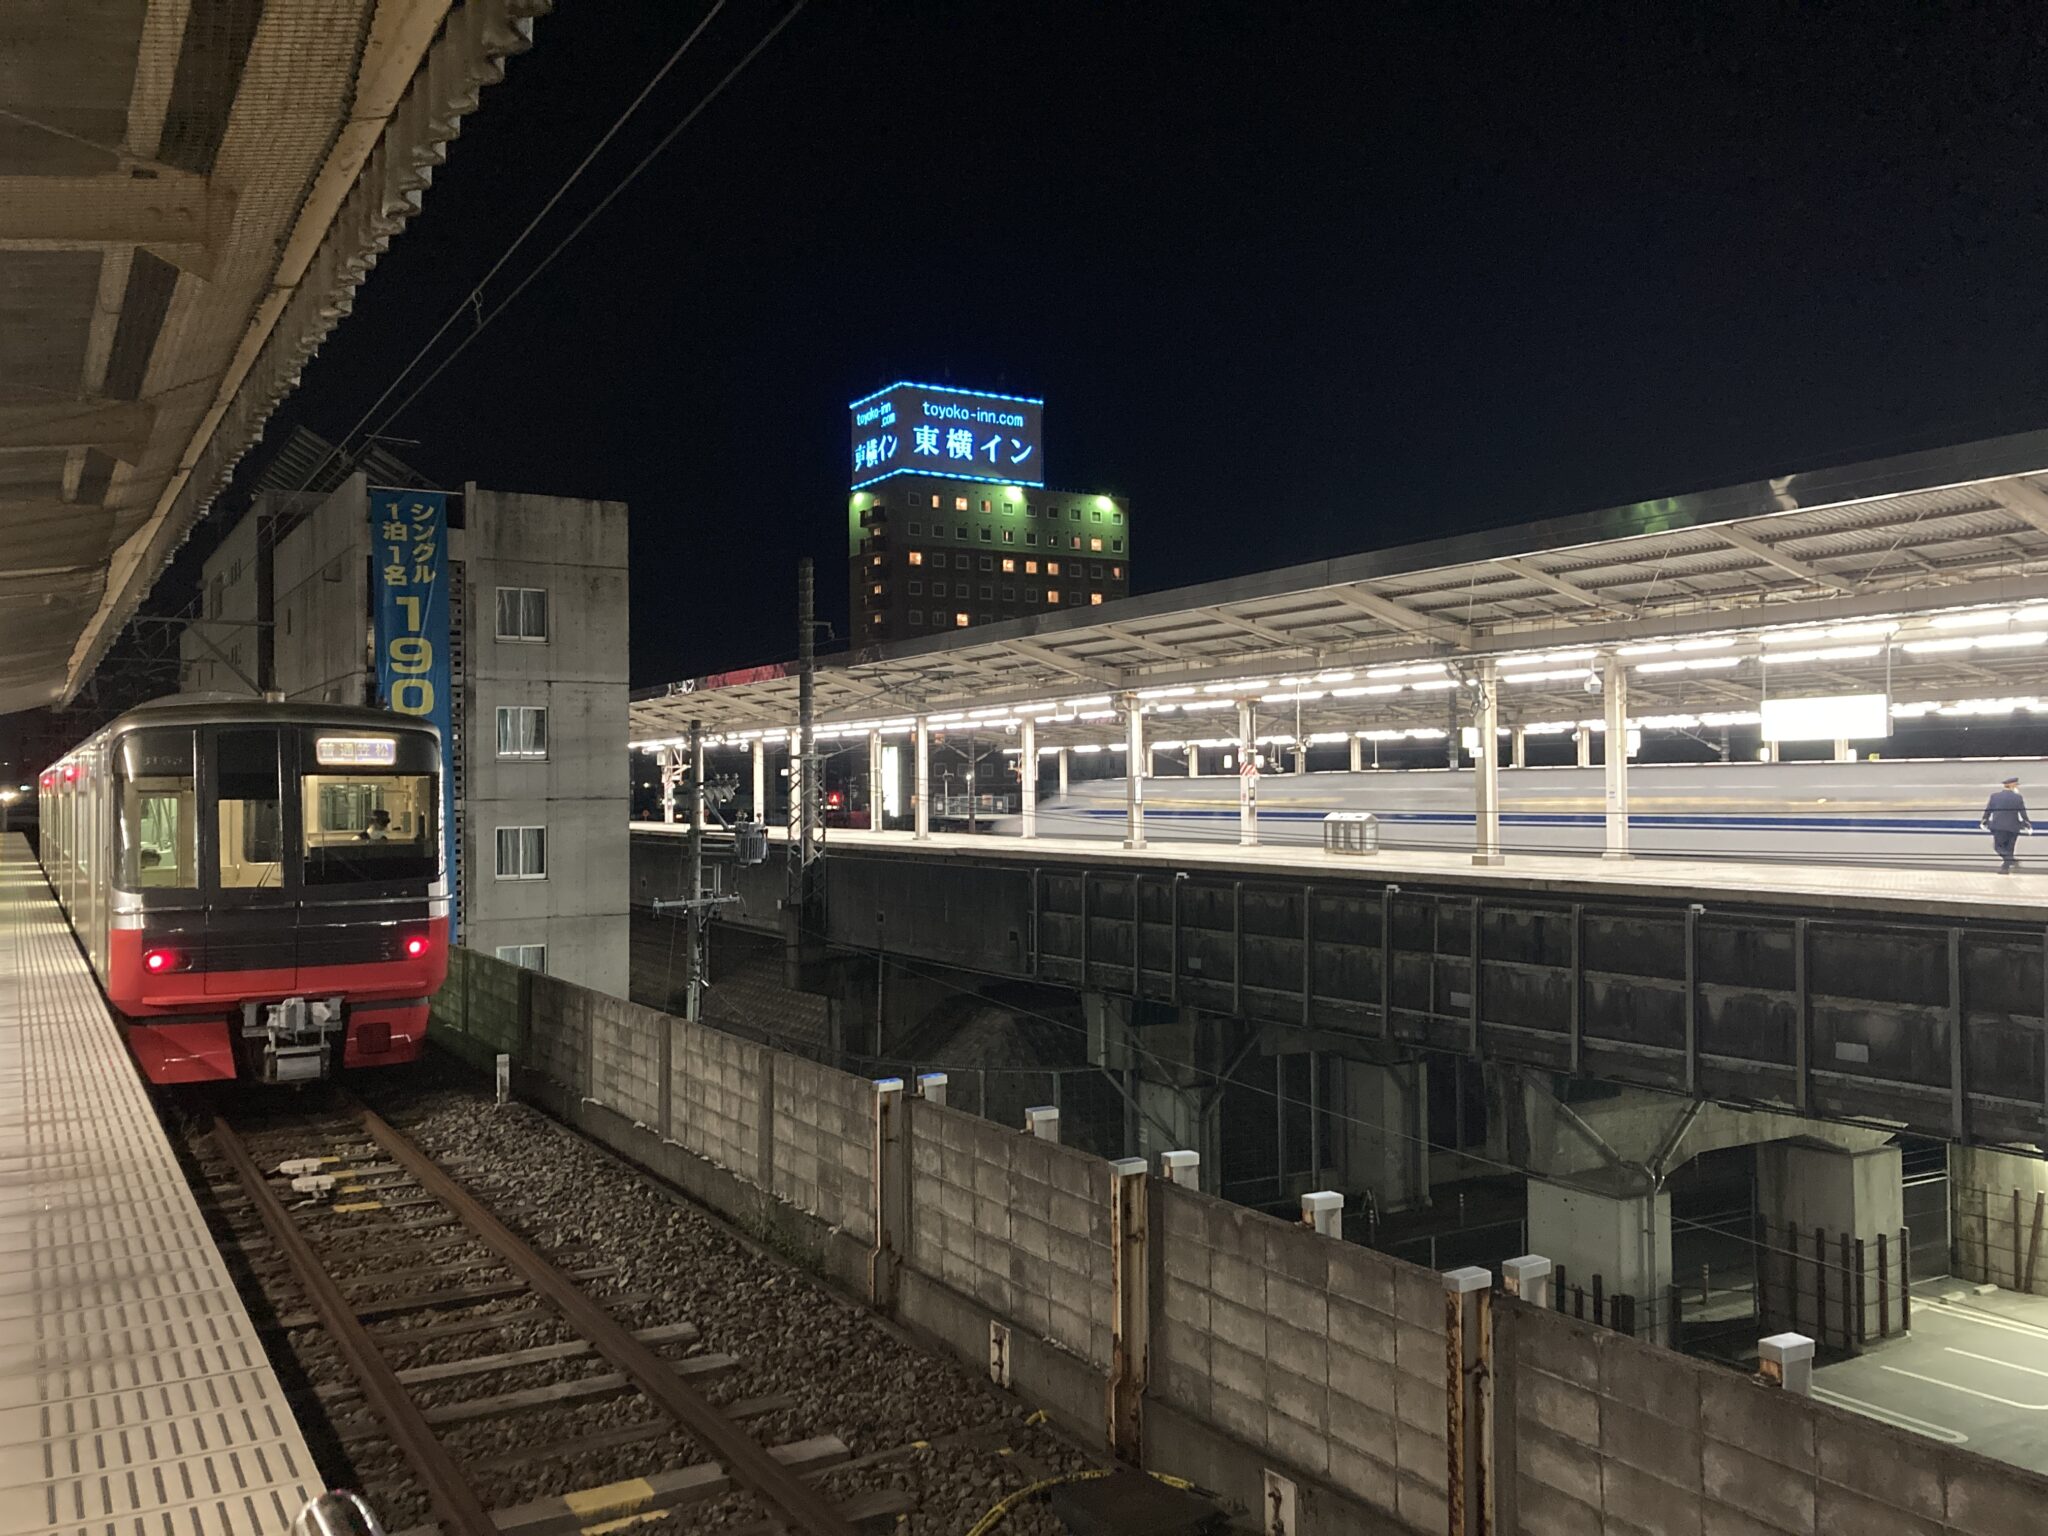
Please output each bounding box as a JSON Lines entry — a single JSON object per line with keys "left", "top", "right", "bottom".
{"left": 254, "top": 2, "right": 2048, "bottom": 689}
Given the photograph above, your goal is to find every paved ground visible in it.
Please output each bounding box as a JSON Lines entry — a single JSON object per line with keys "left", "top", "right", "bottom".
{"left": 1814, "top": 1281, "right": 2048, "bottom": 1473}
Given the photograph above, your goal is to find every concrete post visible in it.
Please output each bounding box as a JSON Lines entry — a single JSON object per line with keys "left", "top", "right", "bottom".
{"left": 1602, "top": 654, "right": 1630, "bottom": 859}
{"left": 1759, "top": 1332, "right": 1816, "bottom": 1396}
{"left": 1756, "top": 1141, "right": 1903, "bottom": 1348}
{"left": 1350, "top": 735, "right": 1363, "bottom": 773}
{"left": 1444, "top": 1266, "right": 1495, "bottom": 1536}
{"left": 1512, "top": 725, "right": 1527, "bottom": 769}
{"left": 1159, "top": 1149, "right": 1200, "bottom": 1186}
{"left": 914, "top": 1071, "right": 947, "bottom": 1105}
{"left": 1760, "top": 739, "right": 1778, "bottom": 764}
{"left": 1503, "top": 1254, "right": 1553, "bottom": 1310}
{"left": 1122, "top": 693, "right": 1145, "bottom": 850}
{"left": 913, "top": 716, "right": 931, "bottom": 841}
{"left": 869, "top": 1078, "right": 906, "bottom": 1311}
{"left": 1294, "top": 739, "right": 1308, "bottom": 774}
{"left": 1146, "top": 746, "right": 1157, "bottom": 779}
{"left": 1057, "top": 746, "right": 1069, "bottom": 800}
{"left": 1187, "top": 743, "right": 1200, "bottom": 778}
{"left": 1527, "top": 1176, "right": 1670, "bottom": 1338}
{"left": 1108, "top": 1157, "right": 1150, "bottom": 1461}
{"left": 1237, "top": 699, "right": 1258, "bottom": 847}
{"left": 1473, "top": 662, "right": 1504, "bottom": 866}
{"left": 660, "top": 746, "right": 679, "bottom": 824}
{"left": 1302, "top": 1191, "right": 1343, "bottom": 1239}
{"left": 751, "top": 738, "right": 766, "bottom": 826}
{"left": 867, "top": 729, "right": 884, "bottom": 829}
{"left": 1834, "top": 738, "right": 1853, "bottom": 763}
{"left": 1024, "top": 1105, "right": 1060, "bottom": 1141}
{"left": 1575, "top": 727, "right": 1591, "bottom": 768}
{"left": 1020, "top": 717, "right": 1037, "bottom": 840}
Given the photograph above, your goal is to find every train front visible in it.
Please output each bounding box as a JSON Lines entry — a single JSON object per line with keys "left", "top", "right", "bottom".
{"left": 109, "top": 714, "right": 449, "bottom": 1083}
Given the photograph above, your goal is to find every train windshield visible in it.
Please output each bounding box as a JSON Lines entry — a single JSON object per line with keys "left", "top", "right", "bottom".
{"left": 116, "top": 728, "right": 196, "bottom": 889}
{"left": 300, "top": 726, "right": 439, "bottom": 886}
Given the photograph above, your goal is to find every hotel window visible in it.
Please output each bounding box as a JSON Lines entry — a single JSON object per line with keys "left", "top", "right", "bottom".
{"left": 495, "top": 826, "right": 546, "bottom": 880}
{"left": 979, "top": 527, "right": 992, "bottom": 542}
{"left": 1111, "top": 565, "right": 1122, "bottom": 579}
{"left": 981, "top": 499, "right": 991, "bottom": 512}
{"left": 1047, "top": 589, "right": 1061, "bottom": 604}
{"left": 495, "top": 944, "right": 547, "bottom": 972}
{"left": 980, "top": 584, "right": 993, "bottom": 599}
{"left": 1001, "top": 528, "right": 1014, "bottom": 542}
{"left": 1070, "top": 535, "right": 1083, "bottom": 550}
{"left": 1002, "top": 585, "right": 1015, "bottom": 599}
{"left": 979, "top": 555, "right": 993, "bottom": 571}
{"left": 1027, "top": 590, "right": 1040, "bottom": 602}
{"left": 933, "top": 610, "right": 948, "bottom": 626}
{"left": 1069, "top": 507, "right": 1081, "bottom": 521}
{"left": 494, "top": 587, "right": 549, "bottom": 642}
{"left": 1091, "top": 564, "right": 1104, "bottom": 578}
{"left": 909, "top": 611, "right": 925, "bottom": 626}
{"left": 495, "top": 705, "right": 548, "bottom": 759}
{"left": 955, "top": 612, "right": 970, "bottom": 627}
{"left": 1047, "top": 560, "right": 1060, "bottom": 575}
{"left": 908, "top": 521, "right": 922, "bottom": 535}
{"left": 932, "top": 582, "right": 947, "bottom": 597}
{"left": 1112, "top": 538, "right": 1125, "bottom": 553}
{"left": 1025, "top": 504, "right": 1036, "bottom": 517}
{"left": 1090, "top": 593, "right": 1105, "bottom": 606}
{"left": 907, "top": 580, "right": 922, "bottom": 595}
{"left": 955, "top": 496, "right": 968, "bottom": 511}
{"left": 908, "top": 551, "right": 923, "bottom": 566}
{"left": 1025, "top": 560, "right": 1039, "bottom": 574}
{"left": 1001, "top": 558, "right": 1016, "bottom": 573}
{"left": 1092, "top": 508, "right": 1103, "bottom": 521}
{"left": 870, "top": 582, "right": 884, "bottom": 596}
{"left": 930, "top": 494, "right": 940, "bottom": 507}
{"left": 1026, "top": 531, "right": 1037, "bottom": 545}
{"left": 1090, "top": 537, "right": 1103, "bottom": 552}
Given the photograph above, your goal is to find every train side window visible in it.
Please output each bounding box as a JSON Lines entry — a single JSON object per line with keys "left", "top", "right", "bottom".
{"left": 216, "top": 729, "right": 284, "bottom": 889}
{"left": 117, "top": 729, "right": 196, "bottom": 890}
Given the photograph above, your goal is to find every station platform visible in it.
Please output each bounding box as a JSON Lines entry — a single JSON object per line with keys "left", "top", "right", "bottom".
{"left": 0, "top": 836, "right": 317, "bottom": 1536}
{"left": 634, "top": 822, "right": 2048, "bottom": 923}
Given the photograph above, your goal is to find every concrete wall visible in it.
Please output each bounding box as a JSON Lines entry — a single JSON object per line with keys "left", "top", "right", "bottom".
{"left": 1952, "top": 1145, "right": 2048, "bottom": 1295}
{"left": 460, "top": 485, "right": 629, "bottom": 997}
{"left": 180, "top": 507, "right": 263, "bottom": 693}
{"left": 274, "top": 477, "right": 372, "bottom": 705}
{"left": 433, "top": 946, "right": 2048, "bottom": 1536}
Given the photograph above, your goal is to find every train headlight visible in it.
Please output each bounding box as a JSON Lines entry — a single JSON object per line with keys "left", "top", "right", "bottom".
{"left": 404, "top": 936, "right": 430, "bottom": 959}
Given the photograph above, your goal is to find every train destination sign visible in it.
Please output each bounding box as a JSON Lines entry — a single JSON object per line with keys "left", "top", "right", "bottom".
{"left": 849, "top": 381, "right": 1044, "bottom": 489}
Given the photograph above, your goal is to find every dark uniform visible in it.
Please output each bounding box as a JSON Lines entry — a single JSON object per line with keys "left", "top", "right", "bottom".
{"left": 1982, "top": 783, "right": 2032, "bottom": 872}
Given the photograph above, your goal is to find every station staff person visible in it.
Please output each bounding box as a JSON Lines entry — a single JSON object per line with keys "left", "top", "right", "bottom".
{"left": 1981, "top": 776, "right": 2032, "bottom": 873}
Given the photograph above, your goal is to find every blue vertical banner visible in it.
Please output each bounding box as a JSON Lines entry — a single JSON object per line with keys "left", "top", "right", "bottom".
{"left": 370, "top": 488, "right": 456, "bottom": 934}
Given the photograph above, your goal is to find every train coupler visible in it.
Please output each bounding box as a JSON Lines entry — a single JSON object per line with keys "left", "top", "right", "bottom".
{"left": 240, "top": 995, "right": 346, "bottom": 1084}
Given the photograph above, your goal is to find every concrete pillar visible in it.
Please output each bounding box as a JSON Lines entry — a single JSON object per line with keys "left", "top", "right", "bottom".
{"left": 1237, "top": 699, "right": 1258, "bottom": 847}
{"left": 1834, "top": 738, "right": 1853, "bottom": 763}
{"left": 1526, "top": 1176, "right": 1671, "bottom": 1338}
{"left": 1602, "top": 654, "right": 1629, "bottom": 858}
{"left": 1511, "top": 725, "right": 1527, "bottom": 769}
{"left": 1575, "top": 727, "right": 1591, "bottom": 768}
{"left": 1294, "top": 739, "right": 1308, "bottom": 775}
{"left": 1020, "top": 717, "right": 1037, "bottom": 839}
{"left": 1473, "top": 663, "right": 1503, "bottom": 866}
{"left": 1122, "top": 693, "right": 1145, "bottom": 850}
{"left": 1338, "top": 1059, "right": 1430, "bottom": 1213}
{"left": 751, "top": 738, "right": 766, "bottom": 824}
{"left": 1757, "top": 1141, "right": 1904, "bottom": 1348}
{"left": 1057, "top": 746, "right": 1069, "bottom": 799}
{"left": 1760, "top": 739, "right": 1778, "bottom": 764}
{"left": 1146, "top": 746, "right": 1158, "bottom": 778}
{"left": 913, "top": 716, "right": 931, "bottom": 841}
{"left": 660, "top": 747, "right": 679, "bottom": 823}
{"left": 867, "top": 730, "right": 883, "bottom": 829}
{"left": 1350, "top": 735, "right": 1363, "bottom": 773}
{"left": 1187, "top": 744, "right": 1200, "bottom": 778}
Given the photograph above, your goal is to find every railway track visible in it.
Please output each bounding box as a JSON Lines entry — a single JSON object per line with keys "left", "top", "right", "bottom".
{"left": 198, "top": 1098, "right": 909, "bottom": 1535}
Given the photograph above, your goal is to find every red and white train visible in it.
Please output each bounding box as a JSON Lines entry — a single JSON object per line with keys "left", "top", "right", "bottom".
{"left": 39, "top": 696, "right": 449, "bottom": 1084}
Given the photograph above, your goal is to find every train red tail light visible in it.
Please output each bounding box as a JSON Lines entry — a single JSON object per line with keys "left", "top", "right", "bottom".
{"left": 143, "top": 948, "right": 177, "bottom": 973}
{"left": 405, "top": 935, "right": 430, "bottom": 958}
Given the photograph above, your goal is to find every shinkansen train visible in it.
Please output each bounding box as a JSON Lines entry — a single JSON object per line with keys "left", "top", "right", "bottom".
{"left": 1011, "top": 756, "right": 2043, "bottom": 868}
{"left": 38, "top": 696, "right": 449, "bottom": 1084}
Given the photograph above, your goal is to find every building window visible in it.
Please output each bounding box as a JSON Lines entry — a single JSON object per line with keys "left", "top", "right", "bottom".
{"left": 956, "top": 525, "right": 968, "bottom": 540}
{"left": 495, "top": 943, "right": 547, "bottom": 972}
{"left": 1001, "top": 558, "right": 1016, "bottom": 573}
{"left": 979, "top": 555, "right": 993, "bottom": 571}
{"left": 1112, "top": 538, "right": 1125, "bottom": 553}
{"left": 1026, "top": 531, "right": 1038, "bottom": 546}
{"left": 1091, "top": 564, "right": 1104, "bottom": 578}
{"left": 1047, "top": 560, "right": 1061, "bottom": 575}
{"left": 955, "top": 496, "right": 968, "bottom": 511}
{"left": 870, "top": 582, "right": 884, "bottom": 597}
{"left": 1111, "top": 509, "right": 1123, "bottom": 524}
{"left": 495, "top": 587, "right": 549, "bottom": 642}
{"left": 933, "top": 610, "right": 948, "bottom": 625}
{"left": 495, "top": 825, "right": 547, "bottom": 880}
{"left": 909, "top": 610, "right": 924, "bottom": 626}
{"left": 1047, "top": 590, "right": 1061, "bottom": 604}
{"left": 908, "top": 580, "right": 922, "bottom": 595}
{"left": 1090, "top": 592, "right": 1105, "bottom": 605}
{"left": 871, "top": 613, "right": 885, "bottom": 625}
{"left": 908, "top": 521, "right": 922, "bottom": 536}
{"left": 1070, "top": 507, "right": 1081, "bottom": 521}
{"left": 908, "top": 551, "right": 923, "bottom": 566}
{"left": 1090, "top": 537, "right": 1103, "bottom": 552}
{"left": 931, "top": 494, "right": 941, "bottom": 508}
{"left": 932, "top": 581, "right": 947, "bottom": 597}
{"left": 955, "top": 612, "right": 970, "bottom": 627}
{"left": 1027, "top": 590, "right": 1040, "bottom": 602}
{"left": 1092, "top": 508, "right": 1103, "bottom": 522}
{"left": 496, "top": 705, "right": 548, "bottom": 759}
{"left": 979, "top": 584, "right": 993, "bottom": 599}
{"left": 978, "top": 527, "right": 992, "bottom": 542}
{"left": 1025, "top": 560, "right": 1039, "bottom": 574}
{"left": 1025, "top": 504, "right": 1036, "bottom": 518}
{"left": 1112, "top": 565, "right": 1122, "bottom": 579}
{"left": 1002, "top": 585, "right": 1015, "bottom": 599}
{"left": 981, "top": 499, "right": 991, "bottom": 512}
{"left": 1001, "top": 528, "right": 1014, "bottom": 543}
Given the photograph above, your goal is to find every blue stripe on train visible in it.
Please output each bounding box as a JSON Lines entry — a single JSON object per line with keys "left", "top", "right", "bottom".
{"left": 1065, "top": 808, "right": 1981, "bottom": 833}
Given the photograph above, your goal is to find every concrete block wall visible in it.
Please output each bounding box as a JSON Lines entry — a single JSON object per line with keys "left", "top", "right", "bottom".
{"left": 1508, "top": 1298, "right": 2048, "bottom": 1536}
{"left": 907, "top": 1102, "right": 1113, "bottom": 1371}
{"left": 772, "top": 1055, "right": 875, "bottom": 1244}
{"left": 526, "top": 972, "right": 590, "bottom": 1094}
{"left": 672, "top": 1018, "right": 768, "bottom": 1187}
{"left": 1151, "top": 1180, "right": 1447, "bottom": 1532}
{"left": 590, "top": 993, "right": 662, "bottom": 1129}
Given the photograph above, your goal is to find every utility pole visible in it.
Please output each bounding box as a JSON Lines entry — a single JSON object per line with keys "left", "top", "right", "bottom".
{"left": 685, "top": 720, "right": 704, "bottom": 1020}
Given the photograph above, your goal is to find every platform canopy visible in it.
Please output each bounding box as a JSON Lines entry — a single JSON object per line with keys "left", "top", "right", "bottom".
{"left": 633, "top": 430, "right": 2048, "bottom": 750}
{"left": 0, "top": 0, "right": 549, "bottom": 715}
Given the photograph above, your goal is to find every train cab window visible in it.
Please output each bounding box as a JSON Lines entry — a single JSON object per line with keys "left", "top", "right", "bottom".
{"left": 216, "top": 729, "right": 284, "bottom": 889}
{"left": 117, "top": 729, "right": 196, "bottom": 889}
{"left": 301, "top": 742, "right": 439, "bottom": 886}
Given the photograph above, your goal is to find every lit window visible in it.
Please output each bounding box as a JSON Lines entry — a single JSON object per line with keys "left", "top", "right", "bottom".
{"left": 1025, "top": 560, "right": 1039, "bottom": 574}
{"left": 870, "top": 583, "right": 884, "bottom": 596}
{"left": 1071, "top": 535, "right": 1082, "bottom": 550}
{"left": 931, "top": 495, "right": 940, "bottom": 508}
{"left": 1002, "top": 558, "right": 1016, "bottom": 573}
{"left": 981, "top": 499, "right": 991, "bottom": 512}
{"left": 1090, "top": 537, "right": 1103, "bottom": 552}
{"left": 495, "top": 825, "right": 547, "bottom": 880}
{"left": 908, "top": 551, "right": 923, "bottom": 566}
{"left": 955, "top": 612, "right": 970, "bottom": 627}
{"left": 496, "top": 705, "right": 548, "bottom": 759}
{"left": 1112, "top": 565, "right": 1122, "bottom": 579}
{"left": 955, "top": 497, "right": 968, "bottom": 511}
{"left": 1090, "top": 593, "right": 1105, "bottom": 605}
{"left": 1047, "top": 590, "right": 1061, "bottom": 604}
{"left": 494, "top": 587, "right": 549, "bottom": 642}
{"left": 1048, "top": 560, "right": 1060, "bottom": 575}
{"left": 871, "top": 613, "right": 884, "bottom": 624}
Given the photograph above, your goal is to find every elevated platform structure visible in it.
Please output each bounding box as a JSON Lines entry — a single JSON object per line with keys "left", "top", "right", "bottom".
{"left": 0, "top": 0, "right": 550, "bottom": 712}
{"left": 0, "top": 835, "right": 318, "bottom": 1533}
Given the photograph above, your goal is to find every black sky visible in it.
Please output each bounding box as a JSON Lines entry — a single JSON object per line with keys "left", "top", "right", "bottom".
{"left": 255, "top": 1, "right": 2048, "bottom": 689}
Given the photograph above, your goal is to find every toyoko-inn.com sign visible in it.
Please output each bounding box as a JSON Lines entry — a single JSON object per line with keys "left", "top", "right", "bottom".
{"left": 849, "top": 382, "right": 1044, "bottom": 489}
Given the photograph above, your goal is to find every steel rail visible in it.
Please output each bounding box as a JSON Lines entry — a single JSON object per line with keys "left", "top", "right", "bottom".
{"left": 350, "top": 1103, "right": 859, "bottom": 1536}
{"left": 211, "top": 1116, "right": 498, "bottom": 1536}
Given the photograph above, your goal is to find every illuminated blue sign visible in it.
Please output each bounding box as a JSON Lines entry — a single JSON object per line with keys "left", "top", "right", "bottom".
{"left": 849, "top": 381, "right": 1044, "bottom": 489}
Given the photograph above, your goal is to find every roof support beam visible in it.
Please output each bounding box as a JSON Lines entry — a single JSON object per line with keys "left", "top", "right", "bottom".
{"left": 0, "top": 399, "right": 155, "bottom": 461}
{"left": 1492, "top": 555, "right": 1623, "bottom": 614}
{"left": 1204, "top": 606, "right": 1311, "bottom": 650}
{"left": 1325, "top": 585, "right": 1475, "bottom": 649}
{"left": 0, "top": 172, "right": 230, "bottom": 273}
{"left": 1011, "top": 638, "right": 1123, "bottom": 688}
{"left": 1986, "top": 478, "right": 2048, "bottom": 537}
{"left": 1098, "top": 623, "right": 1189, "bottom": 662}
{"left": 1713, "top": 524, "right": 1855, "bottom": 593}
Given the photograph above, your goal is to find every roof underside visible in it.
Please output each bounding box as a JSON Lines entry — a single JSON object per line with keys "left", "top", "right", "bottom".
{"left": 633, "top": 431, "right": 2048, "bottom": 747}
{"left": 0, "top": 0, "right": 547, "bottom": 715}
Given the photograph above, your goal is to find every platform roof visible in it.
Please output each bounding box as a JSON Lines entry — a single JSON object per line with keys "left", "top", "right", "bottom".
{"left": 0, "top": 0, "right": 548, "bottom": 714}
{"left": 633, "top": 429, "right": 2048, "bottom": 749}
